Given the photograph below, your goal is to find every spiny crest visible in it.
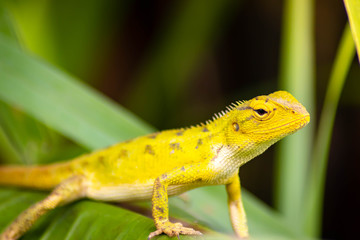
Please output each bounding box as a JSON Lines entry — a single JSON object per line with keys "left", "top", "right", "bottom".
{"left": 188, "top": 122, "right": 206, "bottom": 130}
{"left": 187, "top": 99, "right": 248, "bottom": 129}
{"left": 232, "top": 100, "right": 245, "bottom": 108}
{"left": 210, "top": 100, "right": 247, "bottom": 121}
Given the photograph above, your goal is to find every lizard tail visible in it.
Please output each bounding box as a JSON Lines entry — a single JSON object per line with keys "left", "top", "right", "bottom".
{"left": 0, "top": 162, "right": 75, "bottom": 190}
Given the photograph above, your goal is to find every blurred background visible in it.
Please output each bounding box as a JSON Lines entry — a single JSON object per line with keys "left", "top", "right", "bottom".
{"left": 0, "top": 0, "right": 359, "bottom": 239}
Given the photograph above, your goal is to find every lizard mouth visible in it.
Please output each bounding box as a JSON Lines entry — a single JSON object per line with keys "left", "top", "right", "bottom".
{"left": 249, "top": 114, "right": 310, "bottom": 134}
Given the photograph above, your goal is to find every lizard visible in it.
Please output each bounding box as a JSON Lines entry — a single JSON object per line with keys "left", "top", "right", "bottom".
{"left": 0, "top": 91, "right": 310, "bottom": 240}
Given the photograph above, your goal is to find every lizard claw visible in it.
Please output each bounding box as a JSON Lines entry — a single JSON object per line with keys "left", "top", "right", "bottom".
{"left": 147, "top": 229, "right": 163, "bottom": 240}
{"left": 148, "top": 221, "right": 202, "bottom": 239}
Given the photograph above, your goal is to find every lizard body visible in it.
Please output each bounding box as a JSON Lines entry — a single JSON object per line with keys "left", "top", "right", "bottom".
{"left": 0, "top": 91, "right": 310, "bottom": 240}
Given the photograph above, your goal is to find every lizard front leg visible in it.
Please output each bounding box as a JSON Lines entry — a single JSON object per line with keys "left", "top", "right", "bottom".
{"left": 148, "top": 163, "right": 214, "bottom": 239}
{"left": 226, "top": 174, "right": 249, "bottom": 239}
{"left": 0, "top": 176, "right": 87, "bottom": 240}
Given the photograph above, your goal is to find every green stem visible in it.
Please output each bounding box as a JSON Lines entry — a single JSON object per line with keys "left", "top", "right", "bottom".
{"left": 302, "top": 24, "right": 355, "bottom": 237}
{"left": 276, "top": 0, "right": 315, "bottom": 232}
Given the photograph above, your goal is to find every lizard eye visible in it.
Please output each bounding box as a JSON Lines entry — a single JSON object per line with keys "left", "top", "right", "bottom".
{"left": 253, "top": 105, "right": 272, "bottom": 120}
{"left": 254, "top": 108, "right": 268, "bottom": 116}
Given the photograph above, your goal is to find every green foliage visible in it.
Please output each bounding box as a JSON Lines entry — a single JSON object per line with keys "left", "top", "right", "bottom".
{"left": 0, "top": 35, "right": 154, "bottom": 150}
{"left": 276, "top": 0, "right": 315, "bottom": 232}
{"left": 344, "top": 0, "right": 360, "bottom": 61}
{"left": 303, "top": 25, "right": 355, "bottom": 236}
{"left": 277, "top": 0, "right": 357, "bottom": 238}
{"left": 0, "top": 188, "right": 173, "bottom": 240}
{"left": 0, "top": 0, "right": 358, "bottom": 239}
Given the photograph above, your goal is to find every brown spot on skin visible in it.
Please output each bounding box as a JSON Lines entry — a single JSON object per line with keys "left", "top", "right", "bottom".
{"left": 265, "top": 98, "right": 269, "bottom": 103}
{"left": 118, "top": 149, "right": 128, "bottom": 158}
{"left": 145, "top": 145, "right": 155, "bottom": 155}
{"left": 195, "top": 139, "right": 203, "bottom": 149}
{"left": 170, "top": 143, "right": 181, "bottom": 150}
{"left": 180, "top": 166, "right": 185, "bottom": 172}
{"left": 148, "top": 132, "right": 159, "bottom": 139}
{"left": 64, "top": 165, "right": 75, "bottom": 174}
{"left": 245, "top": 116, "right": 254, "bottom": 121}
{"left": 216, "top": 145, "right": 223, "bottom": 154}
{"left": 81, "top": 161, "right": 89, "bottom": 167}
{"left": 156, "top": 206, "right": 164, "bottom": 213}
{"left": 237, "top": 106, "right": 251, "bottom": 111}
{"left": 195, "top": 178, "right": 203, "bottom": 182}
{"left": 176, "top": 130, "right": 184, "bottom": 136}
{"left": 123, "top": 138, "right": 134, "bottom": 144}
{"left": 210, "top": 145, "right": 223, "bottom": 162}
{"left": 161, "top": 174, "right": 168, "bottom": 180}
{"left": 202, "top": 127, "right": 209, "bottom": 132}
{"left": 98, "top": 156, "right": 106, "bottom": 165}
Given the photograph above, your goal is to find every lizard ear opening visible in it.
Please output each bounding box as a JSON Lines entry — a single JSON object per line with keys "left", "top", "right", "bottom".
{"left": 232, "top": 122, "right": 240, "bottom": 131}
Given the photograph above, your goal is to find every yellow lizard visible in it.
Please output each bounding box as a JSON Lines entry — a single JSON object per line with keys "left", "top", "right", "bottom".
{"left": 0, "top": 91, "right": 310, "bottom": 240}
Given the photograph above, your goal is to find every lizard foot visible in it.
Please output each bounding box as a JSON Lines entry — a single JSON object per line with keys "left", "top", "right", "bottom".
{"left": 148, "top": 221, "right": 202, "bottom": 239}
{"left": 0, "top": 228, "right": 17, "bottom": 240}
{"left": 0, "top": 233, "right": 14, "bottom": 240}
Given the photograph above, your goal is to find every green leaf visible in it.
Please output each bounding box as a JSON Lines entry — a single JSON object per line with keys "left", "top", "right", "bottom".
{"left": 0, "top": 34, "right": 155, "bottom": 150}
{"left": 344, "top": 0, "right": 360, "bottom": 62}
{"left": 0, "top": 4, "right": 18, "bottom": 42}
{"left": 276, "top": 0, "right": 315, "bottom": 232}
{"left": 302, "top": 24, "right": 355, "bottom": 237}
{"left": 0, "top": 124, "right": 21, "bottom": 163}
{"left": 0, "top": 4, "right": 63, "bottom": 165}
{"left": 0, "top": 101, "right": 59, "bottom": 165}
{"left": 5, "top": 0, "right": 130, "bottom": 82}
{"left": 172, "top": 187, "right": 302, "bottom": 239}
{"left": 0, "top": 188, "right": 235, "bottom": 240}
{"left": 0, "top": 188, "right": 171, "bottom": 240}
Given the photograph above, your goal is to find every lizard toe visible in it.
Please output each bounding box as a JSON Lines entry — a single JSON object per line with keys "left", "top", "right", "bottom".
{"left": 148, "top": 221, "right": 202, "bottom": 239}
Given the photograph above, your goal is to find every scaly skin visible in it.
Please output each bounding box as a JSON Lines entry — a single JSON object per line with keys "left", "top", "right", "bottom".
{"left": 0, "top": 91, "right": 310, "bottom": 240}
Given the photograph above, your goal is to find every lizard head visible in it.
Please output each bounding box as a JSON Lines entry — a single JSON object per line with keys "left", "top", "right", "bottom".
{"left": 223, "top": 91, "right": 310, "bottom": 159}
